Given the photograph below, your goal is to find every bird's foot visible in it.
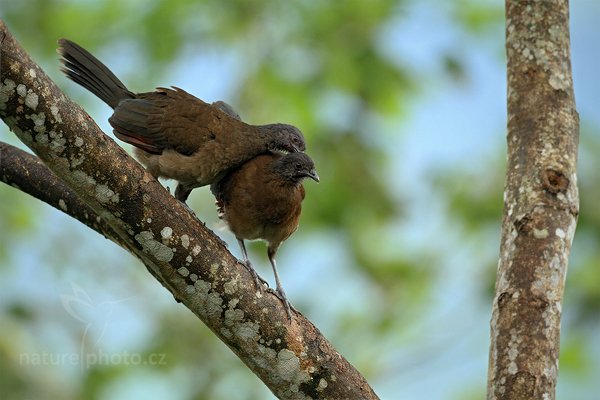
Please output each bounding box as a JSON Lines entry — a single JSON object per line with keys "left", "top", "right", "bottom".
{"left": 271, "top": 286, "right": 295, "bottom": 321}
{"left": 242, "top": 260, "right": 266, "bottom": 292}
{"left": 174, "top": 183, "right": 192, "bottom": 204}
{"left": 179, "top": 201, "right": 197, "bottom": 218}
{"left": 214, "top": 234, "right": 229, "bottom": 248}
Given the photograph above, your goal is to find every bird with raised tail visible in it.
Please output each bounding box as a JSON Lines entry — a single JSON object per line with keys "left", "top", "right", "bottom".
{"left": 57, "top": 39, "right": 306, "bottom": 202}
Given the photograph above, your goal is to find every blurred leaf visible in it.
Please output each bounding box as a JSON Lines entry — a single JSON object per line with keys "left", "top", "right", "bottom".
{"left": 560, "top": 335, "right": 592, "bottom": 375}
{"left": 454, "top": 1, "right": 504, "bottom": 33}
{"left": 0, "top": 186, "right": 39, "bottom": 263}
{"left": 5, "top": 303, "right": 35, "bottom": 322}
{"left": 431, "top": 156, "right": 504, "bottom": 232}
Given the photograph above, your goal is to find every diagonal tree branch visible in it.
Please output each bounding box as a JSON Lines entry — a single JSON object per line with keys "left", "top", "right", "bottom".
{"left": 487, "top": 1, "right": 579, "bottom": 399}
{"left": 0, "top": 141, "right": 171, "bottom": 287}
{"left": 0, "top": 141, "right": 121, "bottom": 244}
{"left": 0, "top": 20, "right": 379, "bottom": 400}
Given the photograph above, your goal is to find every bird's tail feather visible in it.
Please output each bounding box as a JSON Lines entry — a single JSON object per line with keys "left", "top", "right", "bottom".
{"left": 57, "top": 39, "right": 133, "bottom": 108}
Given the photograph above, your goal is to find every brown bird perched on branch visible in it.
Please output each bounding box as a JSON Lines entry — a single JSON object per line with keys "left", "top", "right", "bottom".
{"left": 211, "top": 152, "right": 319, "bottom": 319}
{"left": 57, "top": 39, "right": 306, "bottom": 202}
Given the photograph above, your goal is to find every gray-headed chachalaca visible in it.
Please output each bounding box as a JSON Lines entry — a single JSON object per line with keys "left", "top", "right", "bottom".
{"left": 57, "top": 39, "right": 306, "bottom": 202}
{"left": 211, "top": 152, "right": 319, "bottom": 319}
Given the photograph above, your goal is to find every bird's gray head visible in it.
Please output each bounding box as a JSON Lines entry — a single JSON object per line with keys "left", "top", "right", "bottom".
{"left": 265, "top": 124, "right": 306, "bottom": 153}
{"left": 273, "top": 152, "right": 319, "bottom": 183}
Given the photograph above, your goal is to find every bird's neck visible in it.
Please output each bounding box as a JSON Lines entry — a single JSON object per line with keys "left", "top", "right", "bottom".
{"left": 257, "top": 123, "right": 283, "bottom": 141}
{"left": 271, "top": 169, "right": 303, "bottom": 188}
{"left": 233, "top": 123, "right": 270, "bottom": 152}
{"left": 259, "top": 123, "right": 281, "bottom": 134}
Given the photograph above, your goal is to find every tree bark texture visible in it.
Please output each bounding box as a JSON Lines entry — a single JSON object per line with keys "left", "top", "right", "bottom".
{"left": 488, "top": 1, "right": 579, "bottom": 399}
{"left": 0, "top": 21, "right": 379, "bottom": 400}
{"left": 0, "top": 142, "right": 123, "bottom": 244}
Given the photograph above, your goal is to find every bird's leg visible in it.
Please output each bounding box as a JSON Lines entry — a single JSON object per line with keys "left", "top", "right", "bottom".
{"left": 173, "top": 183, "right": 199, "bottom": 216}
{"left": 237, "top": 239, "right": 264, "bottom": 291}
{"left": 174, "top": 183, "right": 192, "bottom": 203}
{"left": 268, "top": 246, "right": 293, "bottom": 320}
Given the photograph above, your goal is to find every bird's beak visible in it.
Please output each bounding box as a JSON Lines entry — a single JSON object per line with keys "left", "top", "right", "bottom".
{"left": 308, "top": 169, "right": 320, "bottom": 183}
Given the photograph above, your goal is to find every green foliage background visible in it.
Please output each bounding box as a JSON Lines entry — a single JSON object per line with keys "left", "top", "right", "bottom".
{"left": 1, "top": 1, "right": 599, "bottom": 399}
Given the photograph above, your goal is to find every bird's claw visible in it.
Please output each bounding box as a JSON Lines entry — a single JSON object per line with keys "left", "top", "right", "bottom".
{"left": 242, "top": 260, "right": 266, "bottom": 292}
{"left": 270, "top": 287, "right": 295, "bottom": 321}
{"left": 216, "top": 235, "right": 229, "bottom": 248}
{"left": 179, "top": 201, "right": 197, "bottom": 217}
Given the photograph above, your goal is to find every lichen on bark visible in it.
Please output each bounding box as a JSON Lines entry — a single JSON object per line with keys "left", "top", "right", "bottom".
{"left": 487, "top": 1, "right": 579, "bottom": 400}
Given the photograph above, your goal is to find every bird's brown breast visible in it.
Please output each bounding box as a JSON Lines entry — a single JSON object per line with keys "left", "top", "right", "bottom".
{"left": 213, "top": 154, "right": 305, "bottom": 246}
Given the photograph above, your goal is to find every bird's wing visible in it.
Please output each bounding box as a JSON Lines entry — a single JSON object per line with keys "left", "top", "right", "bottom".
{"left": 109, "top": 87, "right": 230, "bottom": 155}
{"left": 109, "top": 97, "right": 164, "bottom": 154}
{"left": 210, "top": 169, "right": 238, "bottom": 217}
{"left": 211, "top": 100, "right": 241, "bottom": 121}
{"left": 210, "top": 154, "right": 267, "bottom": 218}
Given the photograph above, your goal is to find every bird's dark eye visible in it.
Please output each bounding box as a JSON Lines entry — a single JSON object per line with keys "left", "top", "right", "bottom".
{"left": 295, "top": 163, "right": 302, "bottom": 169}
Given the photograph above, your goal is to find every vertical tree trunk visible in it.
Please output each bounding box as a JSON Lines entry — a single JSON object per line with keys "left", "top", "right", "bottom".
{"left": 487, "top": 1, "right": 579, "bottom": 399}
